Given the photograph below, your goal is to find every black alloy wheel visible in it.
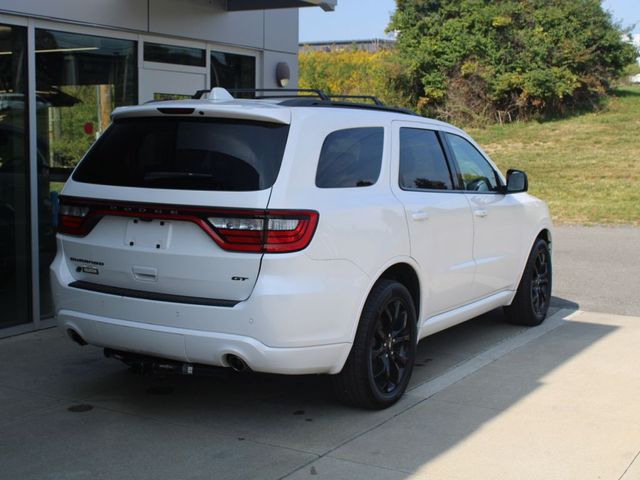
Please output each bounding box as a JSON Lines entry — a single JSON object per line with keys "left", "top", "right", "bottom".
{"left": 504, "top": 238, "right": 552, "bottom": 326}
{"left": 531, "top": 246, "right": 551, "bottom": 317}
{"left": 370, "top": 298, "right": 413, "bottom": 395}
{"left": 333, "top": 279, "right": 417, "bottom": 409}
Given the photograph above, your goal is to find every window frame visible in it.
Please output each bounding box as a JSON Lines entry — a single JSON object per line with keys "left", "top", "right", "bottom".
{"left": 441, "top": 132, "right": 504, "bottom": 195}
{"left": 397, "top": 127, "right": 457, "bottom": 193}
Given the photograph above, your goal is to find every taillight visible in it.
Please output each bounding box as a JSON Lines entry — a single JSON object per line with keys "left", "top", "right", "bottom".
{"left": 58, "top": 203, "right": 91, "bottom": 236}
{"left": 207, "top": 211, "right": 318, "bottom": 253}
{"left": 57, "top": 197, "right": 318, "bottom": 254}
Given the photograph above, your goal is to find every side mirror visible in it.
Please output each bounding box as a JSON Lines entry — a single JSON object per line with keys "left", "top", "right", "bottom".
{"left": 505, "top": 169, "right": 528, "bottom": 193}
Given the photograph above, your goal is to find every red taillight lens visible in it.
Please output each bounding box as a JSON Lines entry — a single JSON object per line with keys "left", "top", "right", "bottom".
{"left": 57, "top": 197, "right": 319, "bottom": 254}
{"left": 58, "top": 203, "right": 91, "bottom": 236}
{"left": 208, "top": 211, "right": 318, "bottom": 253}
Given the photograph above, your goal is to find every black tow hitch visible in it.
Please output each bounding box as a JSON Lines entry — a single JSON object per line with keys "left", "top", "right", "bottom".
{"left": 104, "top": 348, "right": 226, "bottom": 377}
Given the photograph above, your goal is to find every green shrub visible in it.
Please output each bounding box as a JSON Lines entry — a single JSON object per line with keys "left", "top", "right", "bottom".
{"left": 389, "top": 0, "right": 638, "bottom": 123}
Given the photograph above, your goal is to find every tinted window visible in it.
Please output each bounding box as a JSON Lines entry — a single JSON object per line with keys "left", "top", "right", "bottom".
{"left": 315, "top": 127, "right": 384, "bottom": 188}
{"left": 73, "top": 118, "right": 289, "bottom": 191}
{"left": 399, "top": 128, "right": 453, "bottom": 190}
{"left": 445, "top": 134, "right": 499, "bottom": 192}
{"left": 144, "top": 42, "right": 206, "bottom": 67}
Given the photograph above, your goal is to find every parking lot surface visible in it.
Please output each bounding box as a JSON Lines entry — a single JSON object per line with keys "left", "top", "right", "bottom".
{"left": 1, "top": 226, "right": 639, "bottom": 479}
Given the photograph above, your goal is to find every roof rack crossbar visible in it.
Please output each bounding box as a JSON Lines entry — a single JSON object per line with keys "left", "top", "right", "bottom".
{"left": 192, "top": 89, "right": 211, "bottom": 99}
{"left": 226, "top": 88, "right": 330, "bottom": 101}
{"left": 327, "top": 95, "right": 384, "bottom": 106}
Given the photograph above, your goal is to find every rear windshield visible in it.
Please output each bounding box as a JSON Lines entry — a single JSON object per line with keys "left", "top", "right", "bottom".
{"left": 72, "top": 117, "right": 290, "bottom": 191}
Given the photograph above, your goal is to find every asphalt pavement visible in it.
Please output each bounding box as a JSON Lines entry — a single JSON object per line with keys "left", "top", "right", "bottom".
{"left": 0, "top": 225, "right": 638, "bottom": 480}
{"left": 552, "top": 225, "right": 640, "bottom": 316}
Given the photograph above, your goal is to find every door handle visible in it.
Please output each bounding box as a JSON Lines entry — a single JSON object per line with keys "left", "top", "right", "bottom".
{"left": 474, "top": 209, "right": 488, "bottom": 218}
{"left": 411, "top": 210, "right": 430, "bottom": 221}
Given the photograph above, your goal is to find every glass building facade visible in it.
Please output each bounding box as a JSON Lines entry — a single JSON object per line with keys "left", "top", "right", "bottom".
{"left": 0, "top": 24, "right": 30, "bottom": 329}
{"left": 0, "top": 19, "right": 259, "bottom": 336}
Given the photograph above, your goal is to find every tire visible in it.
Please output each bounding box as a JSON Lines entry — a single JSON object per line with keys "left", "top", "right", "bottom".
{"left": 332, "top": 279, "right": 417, "bottom": 409}
{"left": 504, "top": 238, "right": 552, "bottom": 326}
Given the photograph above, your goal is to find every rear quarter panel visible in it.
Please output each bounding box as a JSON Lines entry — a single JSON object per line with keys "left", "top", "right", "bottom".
{"left": 267, "top": 110, "right": 410, "bottom": 277}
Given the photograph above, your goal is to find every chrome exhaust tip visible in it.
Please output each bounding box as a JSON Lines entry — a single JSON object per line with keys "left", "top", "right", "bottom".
{"left": 226, "top": 354, "right": 250, "bottom": 373}
{"left": 67, "top": 329, "right": 88, "bottom": 346}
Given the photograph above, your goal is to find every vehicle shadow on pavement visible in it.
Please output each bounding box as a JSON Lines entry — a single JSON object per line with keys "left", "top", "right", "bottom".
{"left": 2, "top": 297, "right": 618, "bottom": 480}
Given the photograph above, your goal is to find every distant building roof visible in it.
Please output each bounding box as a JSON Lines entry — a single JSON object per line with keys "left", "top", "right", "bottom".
{"left": 299, "top": 38, "right": 396, "bottom": 52}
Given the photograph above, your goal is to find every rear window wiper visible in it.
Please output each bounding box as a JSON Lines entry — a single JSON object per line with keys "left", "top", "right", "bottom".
{"left": 143, "top": 171, "right": 214, "bottom": 180}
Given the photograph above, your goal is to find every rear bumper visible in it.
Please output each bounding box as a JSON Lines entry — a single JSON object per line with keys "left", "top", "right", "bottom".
{"left": 57, "top": 310, "right": 351, "bottom": 374}
{"left": 51, "top": 242, "right": 370, "bottom": 375}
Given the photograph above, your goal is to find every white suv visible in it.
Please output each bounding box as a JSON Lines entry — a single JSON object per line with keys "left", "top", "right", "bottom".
{"left": 52, "top": 88, "right": 553, "bottom": 409}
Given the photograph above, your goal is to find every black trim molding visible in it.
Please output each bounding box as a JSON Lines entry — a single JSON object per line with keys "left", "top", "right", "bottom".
{"left": 68, "top": 281, "right": 239, "bottom": 307}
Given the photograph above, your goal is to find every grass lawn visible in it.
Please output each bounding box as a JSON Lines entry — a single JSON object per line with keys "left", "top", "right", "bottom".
{"left": 468, "top": 85, "right": 640, "bottom": 225}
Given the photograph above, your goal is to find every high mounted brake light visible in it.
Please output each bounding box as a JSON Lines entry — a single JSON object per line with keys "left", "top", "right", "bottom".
{"left": 58, "top": 197, "right": 318, "bottom": 254}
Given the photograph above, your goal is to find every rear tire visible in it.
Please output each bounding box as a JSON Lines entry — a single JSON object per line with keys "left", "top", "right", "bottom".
{"left": 504, "top": 238, "right": 552, "bottom": 326}
{"left": 332, "top": 279, "right": 417, "bottom": 409}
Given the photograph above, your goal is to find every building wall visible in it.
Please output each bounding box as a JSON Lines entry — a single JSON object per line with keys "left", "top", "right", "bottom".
{"left": 0, "top": 0, "right": 300, "bottom": 89}
{"left": 0, "top": 0, "right": 149, "bottom": 31}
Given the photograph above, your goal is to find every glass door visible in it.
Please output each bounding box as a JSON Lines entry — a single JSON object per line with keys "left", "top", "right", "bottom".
{"left": 140, "top": 69, "right": 206, "bottom": 102}
{"left": 140, "top": 40, "right": 207, "bottom": 102}
{"left": 0, "top": 23, "right": 30, "bottom": 328}
{"left": 34, "top": 28, "right": 138, "bottom": 319}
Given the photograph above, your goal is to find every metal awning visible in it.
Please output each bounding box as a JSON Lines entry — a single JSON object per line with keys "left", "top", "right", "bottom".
{"left": 227, "top": 0, "right": 336, "bottom": 12}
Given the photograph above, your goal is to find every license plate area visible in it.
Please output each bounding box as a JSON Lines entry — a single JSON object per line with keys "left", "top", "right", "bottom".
{"left": 124, "top": 219, "right": 172, "bottom": 249}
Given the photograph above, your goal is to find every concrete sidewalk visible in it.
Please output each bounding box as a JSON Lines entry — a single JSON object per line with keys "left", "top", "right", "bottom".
{"left": 1, "top": 307, "right": 639, "bottom": 480}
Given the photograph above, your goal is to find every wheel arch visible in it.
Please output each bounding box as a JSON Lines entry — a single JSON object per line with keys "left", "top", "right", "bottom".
{"left": 536, "top": 228, "right": 552, "bottom": 248}
{"left": 377, "top": 263, "right": 421, "bottom": 322}
{"left": 507, "top": 225, "right": 553, "bottom": 305}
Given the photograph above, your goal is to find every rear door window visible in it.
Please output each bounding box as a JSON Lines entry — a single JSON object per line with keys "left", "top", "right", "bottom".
{"left": 315, "top": 127, "right": 384, "bottom": 188}
{"left": 72, "top": 117, "right": 290, "bottom": 191}
{"left": 399, "top": 128, "right": 454, "bottom": 190}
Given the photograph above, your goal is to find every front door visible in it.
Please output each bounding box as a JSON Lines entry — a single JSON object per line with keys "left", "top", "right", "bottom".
{"left": 391, "top": 122, "right": 476, "bottom": 320}
{"left": 443, "top": 132, "right": 524, "bottom": 299}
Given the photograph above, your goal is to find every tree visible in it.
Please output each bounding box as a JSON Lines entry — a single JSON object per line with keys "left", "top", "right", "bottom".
{"left": 389, "top": 0, "right": 638, "bottom": 123}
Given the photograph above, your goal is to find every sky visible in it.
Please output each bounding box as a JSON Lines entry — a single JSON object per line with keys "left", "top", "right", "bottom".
{"left": 299, "top": 0, "right": 640, "bottom": 43}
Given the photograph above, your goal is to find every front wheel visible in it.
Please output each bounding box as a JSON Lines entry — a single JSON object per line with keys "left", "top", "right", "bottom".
{"left": 332, "top": 279, "right": 417, "bottom": 409}
{"left": 504, "top": 238, "right": 552, "bottom": 326}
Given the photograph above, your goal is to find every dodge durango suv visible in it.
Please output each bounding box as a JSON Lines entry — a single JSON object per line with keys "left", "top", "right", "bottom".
{"left": 52, "top": 88, "right": 553, "bottom": 409}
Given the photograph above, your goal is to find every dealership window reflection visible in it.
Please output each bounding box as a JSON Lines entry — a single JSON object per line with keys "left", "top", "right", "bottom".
{"left": 0, "top": 23, "right": 30, "bottom": 328}
{"left": 35, "top": 29, "right": 137, "bottom": 318}
{"left": 211, "top": 51, "right": 255, "bottom": 96}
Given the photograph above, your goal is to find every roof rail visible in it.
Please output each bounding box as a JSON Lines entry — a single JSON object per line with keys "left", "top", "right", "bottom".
{"left": 277, "top": 98, "right": 419, "bottom": 116}
{"left": 327, "top": 95, "right": 384, "bottom": 106}
{"left": 190, "top": 87, "right": 418, "bottom": 116}
{"left": 190, "top": 88, "right": 330, "bottom": 101}
{"left": 227, "top": 88, "right": 330, "bottom": 101}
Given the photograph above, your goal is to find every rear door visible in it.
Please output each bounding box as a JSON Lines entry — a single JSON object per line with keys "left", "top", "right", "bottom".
{"left": 391, "top": 122, "right": 476, "bottom": 318}
{"left": 59, "top": 113, "right": 290, "bottom": 303}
